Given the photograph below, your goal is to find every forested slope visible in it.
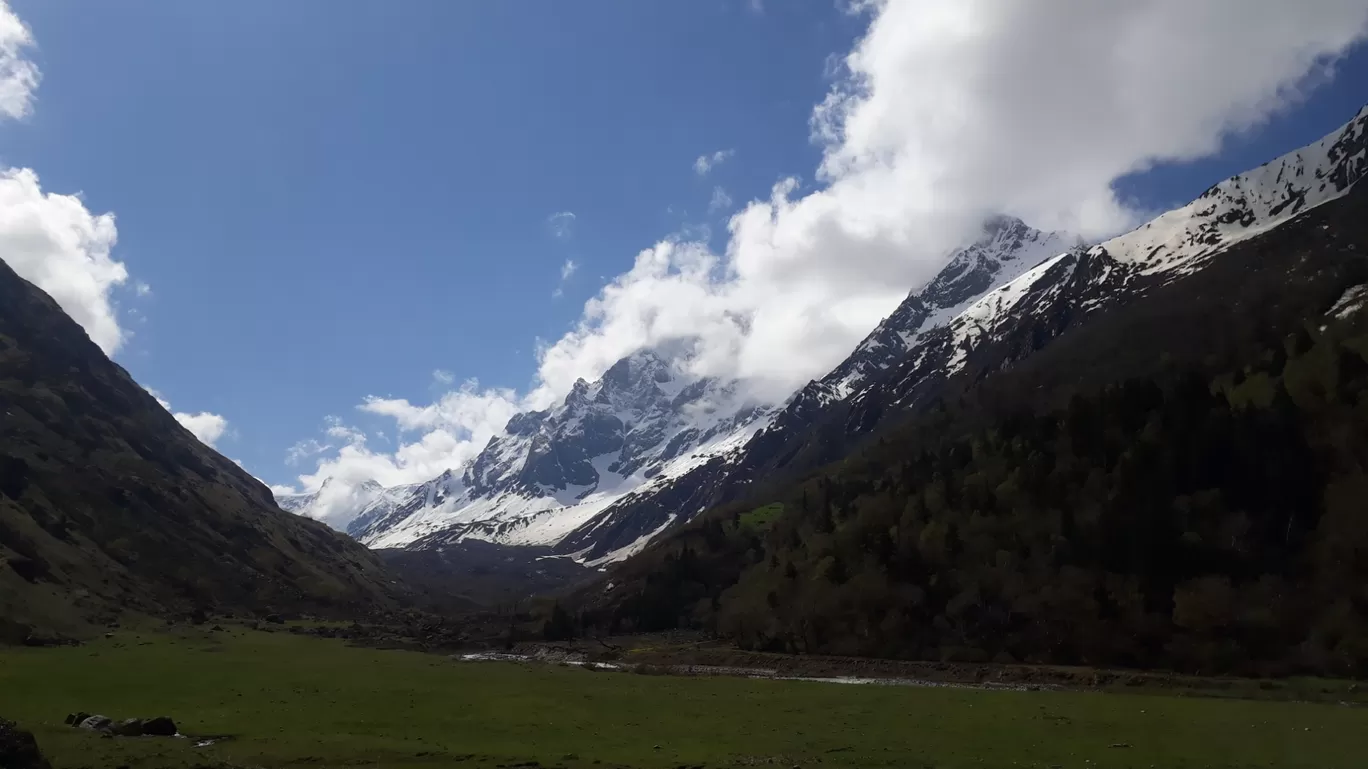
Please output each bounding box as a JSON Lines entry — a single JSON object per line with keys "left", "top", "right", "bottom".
{"left": 585, "top": 171, "right": 1368, "bottom": 677}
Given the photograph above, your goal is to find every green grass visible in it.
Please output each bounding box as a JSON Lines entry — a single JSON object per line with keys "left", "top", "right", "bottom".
{"left": 737, "top": 502, "right": 783, "bottom": 532}
{"left": 2, "top": 628, "right": 1366, "bottom": 769}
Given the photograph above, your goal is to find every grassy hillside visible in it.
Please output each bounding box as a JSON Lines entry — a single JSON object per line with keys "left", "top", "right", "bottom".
{"left": 2, "top": 628, "right": 1365, "bottom": 769}
{"left": 0, "top": 259, "right": 401, "bottom": 639}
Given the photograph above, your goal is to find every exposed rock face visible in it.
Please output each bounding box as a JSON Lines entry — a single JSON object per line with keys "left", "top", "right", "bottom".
{"left": 286, "top": 349, "right": 771, "bottom": 562}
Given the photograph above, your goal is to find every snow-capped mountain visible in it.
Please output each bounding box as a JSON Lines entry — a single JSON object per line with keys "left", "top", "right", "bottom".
{"left": 290, "top": 217, "right": 1076, "bottom": 562}
{"left": 282, "top": 104, "right": 1367, "bottom": 566}
{"left": 784, "top": 216, "right": 1078, "bottom": 414}
{"left": 555, "top": 103, "right": 1368, "bottom": 562}
{"left": 275, "top": 478, "right": 385, "bottom": 526}
{"left": 281, "top": 349, "right": 773, "bottom": 562}
{"left": 550, "top": 217, "right": 1083, "bottom": 559}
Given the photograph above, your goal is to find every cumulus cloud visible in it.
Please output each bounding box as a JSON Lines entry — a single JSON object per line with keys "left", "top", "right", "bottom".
{"left": 285, "top": 0, "right": 1368, "bottom": 513}
{"left": 176, "top": 412, "right": 229, "bottom": 447}
{"left": 693, "top": 149, "right": 735, "bottom": 176}
{"left": 432, "top": 369, "right": 455, "bottom": 386}
{"left": 281, "top": 384, "right": 525, "bottom": 518}
{"left": 0, "top": 169, "right": 129, "bottom": 354}
{"left": 0, "top": 1, "right": 39, "bottom": 120}
{"left": 0, "top": 3, "right": 140, "bottom": 357}
{"left": 547, "top": 211, "right": 576, "bottom": 239}
{"left": 150, "top": 391, "right": 231, "bottom": 448}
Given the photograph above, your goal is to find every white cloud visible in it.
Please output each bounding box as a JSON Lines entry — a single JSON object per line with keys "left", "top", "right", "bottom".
{"left": 134, "top": 280, "right": 152, "bottom": 297}
{"left": 286, "top": 0, "right": 1368, "bottom": 509}
{"left": 176, "top": 412, "right": 229, "bottom": 447}
{"left": 150, "top": 390, "right": 230, "bottom": 448}
{"left": 693, "top": 149, "right": 735, "bottom": 176}
{"left": 283, "top": 383, "right": 525, "bottom": 518}
{"left": 547, "top": 211, "right": 576, "bottom": 239}
{"left": 432, "top": 369, "right": 455, "bottom": 386}
{"left": 0, "top": 3, "right": 137, "bottom": 357}
{"left": 0, "top": 1, "right": 39, "bottom": 120}
{"left": 708, "top": 186, "right": 734, "bottom": 214}
{"left": 0, "top": 169, "right": 129, "bottom": 354}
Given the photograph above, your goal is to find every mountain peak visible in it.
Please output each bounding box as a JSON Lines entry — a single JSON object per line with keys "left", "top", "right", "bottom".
{"left": 816, "top": 215, "right": 1074, "bottom": 397}
{"left": 601, "top": 348, "right": 674, "bottom": 392}
{"left": 980, "top": 213, "right": 1028, "bottom": 237}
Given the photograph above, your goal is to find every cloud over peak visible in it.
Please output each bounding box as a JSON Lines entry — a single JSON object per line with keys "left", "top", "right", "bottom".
{"left": 283, "top": 0, "right": 1368, "bottom": 516}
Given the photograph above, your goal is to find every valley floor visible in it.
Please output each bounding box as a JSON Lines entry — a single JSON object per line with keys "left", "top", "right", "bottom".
{"left": 2, "top": 626, "right": 1366, "bottom": 769}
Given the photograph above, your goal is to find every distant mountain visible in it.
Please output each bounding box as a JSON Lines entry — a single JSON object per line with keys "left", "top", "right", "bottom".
{"left": 0, "top": 259, "right": 401, "bottom": 639}
{"left": 282, "top": 349, "right": 772, "bottom": 563}
{"left": 559, "top": 104, "right": 1368, "bottom": 562}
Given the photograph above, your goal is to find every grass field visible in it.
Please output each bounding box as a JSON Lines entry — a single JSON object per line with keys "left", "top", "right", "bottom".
{"left": 2, "top": 627, "right": 1366, "bottom": 769}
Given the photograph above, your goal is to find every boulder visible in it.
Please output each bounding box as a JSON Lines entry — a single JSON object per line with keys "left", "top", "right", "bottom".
{"left": 109, "top": 718, "right": 145, "bottom": 737}
{"left": 0, "top": 718, "right": 52, "bottom": 769}
{"left": 142, "top": 717, "right": 177, "bottom": 736}
{"left": 264, "top": 614, "right": 284, "bottom": 625}
{"left": 77, "top": 715, "right": 112, "bottom": 731}
{"left": 63, "top": 712, "right": 90, "bottom": 726}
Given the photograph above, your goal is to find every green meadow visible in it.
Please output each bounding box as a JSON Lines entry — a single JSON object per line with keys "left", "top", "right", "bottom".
{"left": 2, "top": 627, "right": 1365, "bottom": 769}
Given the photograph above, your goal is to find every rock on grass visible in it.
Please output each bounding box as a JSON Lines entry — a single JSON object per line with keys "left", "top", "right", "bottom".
{"left": 0, "top": 717, "right": 52, "bottom": 769}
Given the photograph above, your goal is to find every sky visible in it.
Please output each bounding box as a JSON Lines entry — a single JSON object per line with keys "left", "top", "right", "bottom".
{"left": 1, "top": 0, "right": 1367, "bottom": 507}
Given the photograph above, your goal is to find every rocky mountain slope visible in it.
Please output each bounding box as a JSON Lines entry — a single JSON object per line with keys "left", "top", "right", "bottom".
{"left": 558, "top": 104, "right": 1368, "bottom": 562}
{"left": 284, "top": 350, "right": 773, "bottom": 564}
{"left": 285, "top": 216, "right": 1079, "bottom": 563}
{"left": 0, "top": 259, "right": 401, "bottom": 639}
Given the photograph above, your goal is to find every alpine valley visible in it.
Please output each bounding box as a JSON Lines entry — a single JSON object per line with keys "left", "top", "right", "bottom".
{"left": 281, "top": 104, "right": 1368, "bottom": 570}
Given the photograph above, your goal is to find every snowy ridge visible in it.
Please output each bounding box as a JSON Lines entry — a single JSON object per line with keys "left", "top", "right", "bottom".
{"left": 942, "top": 252, "right": 1076, "bottom": 375}
{"left": 369, "top": 403, "right": 772, "bottom": 557}
{"left": 1096, "top": 105, "right": 1367, "bottom": 277}
{"left": 921, "top": 105, "right": 1368, "bottom": 381}
{"left": 280, "top": 348, "right": 773, "bottom": 561}
{"left": 826, "top": 216, "right": 1079, "bottom": 396}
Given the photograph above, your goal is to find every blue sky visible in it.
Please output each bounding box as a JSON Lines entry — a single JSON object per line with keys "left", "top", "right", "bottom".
{"left": 2, "top": 1, "right": 1366, "bottom": 493}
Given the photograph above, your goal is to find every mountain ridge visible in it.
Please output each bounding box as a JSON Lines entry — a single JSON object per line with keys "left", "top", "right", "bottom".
{"left": 547, "top": 102, "right": 1368, "bottom": 562}
{"left": 0, "top": 258, "right": 402, "bottom": 637}
{"left": 283, "top": 216, "right": 1081, "bottom": 562}
{"left": 283, "top": 104, "right": 1366, "bottom": 571}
